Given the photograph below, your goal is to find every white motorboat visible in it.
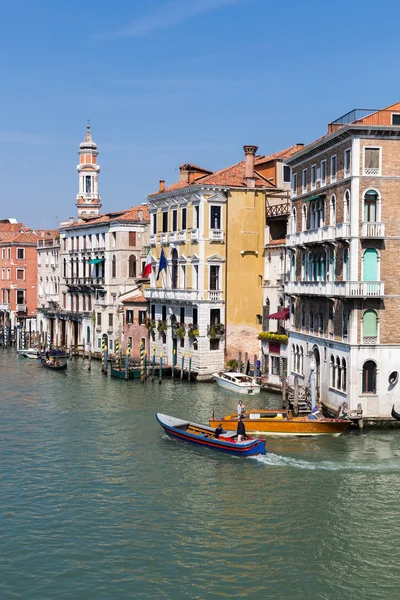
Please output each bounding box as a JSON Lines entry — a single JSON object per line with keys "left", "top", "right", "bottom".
{"left": 18, "top": 348, "right": 38, "bottom": 359}
{"left": 213, "top": 372, "right": 261, "bottom": 395}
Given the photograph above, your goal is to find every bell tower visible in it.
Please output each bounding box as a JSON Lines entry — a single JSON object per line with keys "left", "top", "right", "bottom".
{"left": 76, "top": 123, "right": 101, "bottom": 221}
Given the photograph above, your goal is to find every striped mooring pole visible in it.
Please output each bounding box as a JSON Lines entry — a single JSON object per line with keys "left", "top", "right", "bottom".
{"left": 21, "top": 326, "right": 25, "bottom": 350}
{"left": 172, "top": 348, "right": 176, "bottom": 378}
{"left": 140, "top": 341, "right": 145, "bottom": 383}
{"left": 152, "top": 347, "right": 156, "bottom": 381}
{"left": 104, "top": 343, "right": 108, "bottom": 376}
{"left": 115, "top": 340, "right": 120, "bottom": 370}
{"left": 180, "top": 351, "right": 184, "bottom": 381}
{"left": 101, "top": 337, "right": 105, "bottom": 373}
{"left": 189, "top": 352, "right": 192, "bottom": 381}
{"left": 125, "top": 340, "right": 131, "bottom": 380}
{"left": 47, "top": 330, "right": 51, "bottom": 351}
{"left": 3, "top": 325, "right": 7, "bottom": 348}
{"left": 159, "top": 352, "right": 163, "bottom": 385}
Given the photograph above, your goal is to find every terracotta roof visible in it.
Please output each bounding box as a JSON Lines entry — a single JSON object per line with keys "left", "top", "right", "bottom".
{"left": 150, "top": 160, "right": 275, "bottom": 196}
{"left": 62, "top": 205, "right": 150, "bottom": 229}
{"left": 255, "top": 144, "right": 305, "bottom": 164}
{"left": 266, "top": 238, "right": 286, "bottom": 246}
{"left": 122, "top": 294, "right": 147, "bottom": 304}
{"left": 0, "top": 231, "right": 41, "bottom": 244}
{"left": 179, "top": 163, "right": 212, "bottom": 174}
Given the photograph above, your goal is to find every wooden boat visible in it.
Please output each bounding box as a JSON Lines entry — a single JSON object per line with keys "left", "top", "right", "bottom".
{"left": 156, "top": 413, "right": 266, "bottom": 457}
{"left": 111, "top": 365, "right": 141, "bottom": 379}
{"left": 391, "top": 405, "right": 400, "bottom": 421}
{"left": 18, "top": 348, "right": 38, "bottom": 359}
{"left": 39, "top": 351, "right": 67, "bottom": 370}
{"left": 213, "top": 372, "right": 261, "bottom": 395}
{"left": 209, "top": 408, "right": 351, "bottom": 437}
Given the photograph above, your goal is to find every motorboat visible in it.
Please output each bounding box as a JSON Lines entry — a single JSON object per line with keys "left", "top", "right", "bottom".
{"left": 213, "top": 371, "right": 261, "bottom": 395}
{"left": 209, "top": 408, "right": 351, "bottom": 437}
{"left": 156, "top": 413, "right": 266, "bottom": 457}
{"left": 18, "top": 348, "right": 38, "bottom": 359}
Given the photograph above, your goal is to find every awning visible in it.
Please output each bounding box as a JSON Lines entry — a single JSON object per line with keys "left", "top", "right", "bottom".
{"left": 303, "top": 194, "right": 326, "bottom": 202}
{"left": 266, "top": 307, "right": 290, "bottom": 320}
{"left": 88, "top": 258, "right": 104, "bottom": 265}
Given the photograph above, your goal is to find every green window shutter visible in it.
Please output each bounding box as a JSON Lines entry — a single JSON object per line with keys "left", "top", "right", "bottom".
{"left": 363, "top": 310, "right": 377, "bottom": 337}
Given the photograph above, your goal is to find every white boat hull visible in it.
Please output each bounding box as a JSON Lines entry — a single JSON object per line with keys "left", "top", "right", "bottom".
{"left": 214, "top": 373, "right": 261, "bottom": 395}
{"left": 18, "top": 349, "right": 38, "bottom": 359}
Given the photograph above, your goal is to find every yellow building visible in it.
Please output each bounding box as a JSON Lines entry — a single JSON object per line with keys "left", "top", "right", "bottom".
{"left": 145, "top": 144, "right": 301, "bottom": 379}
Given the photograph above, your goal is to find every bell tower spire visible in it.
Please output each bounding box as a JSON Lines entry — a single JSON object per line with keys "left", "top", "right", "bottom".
{"left": 76, "top": 123, "right": 101, "bottom": 221}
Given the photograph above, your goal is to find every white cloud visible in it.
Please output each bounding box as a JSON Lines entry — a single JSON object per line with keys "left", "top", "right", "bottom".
{"left": 100, "top": 0, "right": 247, "bottom": 39}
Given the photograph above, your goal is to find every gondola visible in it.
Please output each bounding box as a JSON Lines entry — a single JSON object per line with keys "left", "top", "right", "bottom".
{"left": 391, "top": 405, "right": 400, "bottom": 421}
{"left": 39, "top": 350, "right": 67, "bottom": 370}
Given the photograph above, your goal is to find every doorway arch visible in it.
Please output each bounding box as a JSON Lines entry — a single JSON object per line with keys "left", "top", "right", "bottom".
{"left": 312, "top": 345, "right": 321, "bottom": 399}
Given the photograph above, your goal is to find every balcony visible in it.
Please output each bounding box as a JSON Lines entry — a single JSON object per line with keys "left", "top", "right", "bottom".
{"left": 286, "top": 224, "right": 349, "bottom": 246}
{"left": 169, "top": 232, "right": 177, "bottom": 242}
{"left": 16, "top": 303, "right": 27, "bottom": 313}
{"left": 144, "top": 288, "right": 203, "bottom": 301}
{"left": 208, "top": 290, "right": 223, "bottom": 302}
{"left": 210, "top": 229, "right": 224, "bottom": 242}
{"left": 178, "top": 230, "right": 186, "bottom": 244}
{"left": 150, "top": 234, "right": 157, "bottom": 246}
{"left": 363, "top": 336, "right": 378, "bottom": 345}
{"left": 363, "top": 167, "right": 380, "bottom": 176}
{"left": 160, "top": 233, "right": 168, "bottom": 245}
{"left": 285, "top": 280, "right": 385, "bottom": 297}
{"left": 191, "top": 229, "right": 199, "bottom": 242}
{"left": 361, "top": 222, "right": 385, "bottom": 238}
{"left": 0, "top": 303, "right": 10, "bottom": 311}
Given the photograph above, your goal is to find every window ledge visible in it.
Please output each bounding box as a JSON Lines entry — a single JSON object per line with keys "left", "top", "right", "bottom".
{"left": 328, "top": 387, "right": 347, "bottom": 396}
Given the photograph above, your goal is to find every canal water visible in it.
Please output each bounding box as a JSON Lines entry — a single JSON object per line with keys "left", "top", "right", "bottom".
{"left": 1, "top": 350, "right": 400, "bottom": 600}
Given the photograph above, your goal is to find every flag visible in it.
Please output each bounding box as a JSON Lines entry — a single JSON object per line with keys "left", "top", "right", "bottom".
{"left": 142, "top": 252, "right": 152, "bottom": 277}
{"left": 156, "top": 248, "right": 167, "bottom": 281}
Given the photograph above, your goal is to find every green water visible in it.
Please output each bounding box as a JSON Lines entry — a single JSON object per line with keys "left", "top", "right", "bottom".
{"left": 1, "top": 350, "right": 399, "bottom": 599}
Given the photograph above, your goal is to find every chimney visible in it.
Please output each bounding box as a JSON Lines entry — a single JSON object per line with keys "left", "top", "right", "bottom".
{"left": 159, "top": 180, "right": 165, "bottom": 192}
{"left": 68, "top": 216, "right": 74, "bottom": 225}
{"left": 188, "top": 169, "right": 196, "bottom": 184}
{"left": 243, "top": 145, "right": 258, "bottom": 188}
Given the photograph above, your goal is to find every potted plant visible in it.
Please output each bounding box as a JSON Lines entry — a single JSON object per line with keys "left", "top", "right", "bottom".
{"left": 257, "top": 332, "right": 288, "bottom": 344}
{"left": 176, "top": 324, "right": 186, "bottom": 339}
{"left": 208, "top": 323, "right": 225, "bottom": 338}
{"left": 188, "top": 323, "right": 199, "bottom": 341}
{"left": 146, "top": 319, "right": 156, "bottom": 332}
{"left": 157, "top": 320, "right": 168, "bottom": 334}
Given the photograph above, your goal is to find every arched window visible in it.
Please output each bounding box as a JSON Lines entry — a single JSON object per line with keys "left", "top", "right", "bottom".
{"left": 86, "top": 325, "right": 91, "bottom": 344}
{"left": 301, "top": 307, "right": 306, "bottom": 329}
{"left": 362, "top": 360, "right": 376, "bottom": 394}
{"left": 302, "top": 205, "right": 307, "bottom": 231}
{"left": 330, "top": 355, "right": 335, "bottom": 387}
{"left": 63, "top": 258, "right": 67, "bottom": 278}
{"left": 171, "top": 248, "right": 178, "bottom": 289}
{"left": 336, "top": 356, "right": 341, "bottom": 389}
{"left": 363, "top": 309, "right": 377, "bottom": 342}
{"left": 128, "top": 255, "right": 137, "bottom": 278}
{"left": 318, "top": 307, "right": 324, "bottom": 334}
{"left": 363, "top": 248, "right": 378, "bottom": 281}
{"left": 82, "top": 257, "right": 86, "bottom": 279}
{"left": 364, "top": 190, "right": 378, "bottom": 222}
{"left": 344, "top": 190, "right": 350, "bottom": 223}
{"left": 291, "top": 208, "right": 297, "bottom": 234}
{"left": 310, "top": 306, "right": 314, "bottom": 332}
{"left": 310, "top": 202, "right": 316, "bottom": 229}
{"left": 112, "top": 255, "right": 116, "bottom": 278}
{"left": 290, "top": 253, "right": 296, "bottom": 281}
{"left": 295, "top": 345, "right": 299, "bottom": 372}
{"left": 299, "top": 347, "right": 303, "bottom": 374}
{"left": 342, "top": 358, "right": 347, "bottom": 392}
{"left": 343, "top": 248, "right": 349, "bottom": 281}
{"left": 291, "top": 344, "right": 296, "bottom": 372}
{"left": 330, "top": 195, "right": 336, "bottom": 226}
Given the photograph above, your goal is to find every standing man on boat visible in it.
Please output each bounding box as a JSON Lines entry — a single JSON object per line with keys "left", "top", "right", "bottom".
{"left": 237, "top": 415, "right": 246, "bottom": 441}
{"left": 237, "top": 400, "right": 245, "bottom": 419}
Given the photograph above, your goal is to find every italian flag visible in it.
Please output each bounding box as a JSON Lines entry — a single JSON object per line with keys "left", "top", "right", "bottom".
{"left": 143, "top": 252, "right": 152, "bottom": 277}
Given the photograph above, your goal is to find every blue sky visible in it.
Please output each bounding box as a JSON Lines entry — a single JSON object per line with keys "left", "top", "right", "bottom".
{"left": 1, "top": 0, "right": 400, "bottom": 228}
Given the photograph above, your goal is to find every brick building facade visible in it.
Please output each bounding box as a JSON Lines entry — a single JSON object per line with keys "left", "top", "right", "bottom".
{"left": 285, "top": 102, "right": 400, "bottom": 417}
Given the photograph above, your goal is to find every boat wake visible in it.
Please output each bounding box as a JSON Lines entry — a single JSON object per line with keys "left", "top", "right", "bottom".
{"left": 252, "top": 452, "right": 400, "bottom": 472}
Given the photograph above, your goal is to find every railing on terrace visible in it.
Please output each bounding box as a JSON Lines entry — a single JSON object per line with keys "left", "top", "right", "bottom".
{"left": 361, "top": 222, "right": 385, "bottom": 237}
{"left": 328, "top": 109, "right": 400, "bottom": 133}
{"left": 266, "top": 203, "right": 290, "bottom": 220}
{"left": 285, "top": 280, "right": 385, "bottom": 297}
